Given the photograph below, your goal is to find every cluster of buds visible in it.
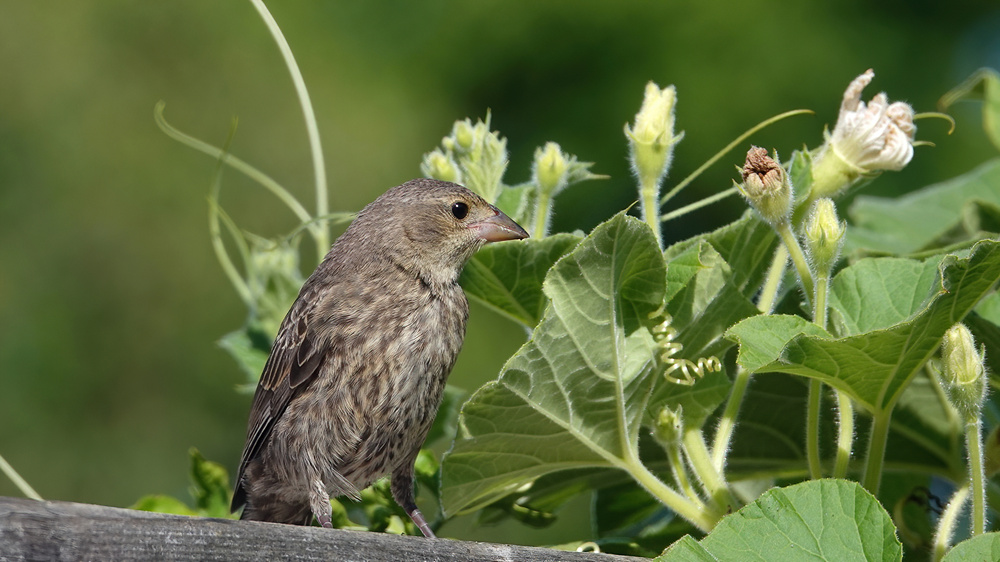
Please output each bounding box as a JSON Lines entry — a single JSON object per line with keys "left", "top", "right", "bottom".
{"left": 421, "top": 114, "right": 509, "bottom": 203}
{"left": 809, "top": 69, "right": 916, "bottom": 199}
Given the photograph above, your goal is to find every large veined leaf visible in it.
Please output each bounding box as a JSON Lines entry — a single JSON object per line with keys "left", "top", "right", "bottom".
{"left": 442, "top": 213, "right": 665, "bottom": 515}
{"left": 460, "top": 233, "right": 581, "bottom": 327}
{"left": 665, "top": 211, "right": 778, "bottom": 296}
{"left": 942, "top": 532, "right": 1000, "bottom": 561}
{"left": 656, "top": 480, "right": 902, "bottom": 561}
{"left": 847, "top": 158, "right": 1000, "bottom": 255}
{"left": 726, "top": 240, "right": 1000, "bottom": 413}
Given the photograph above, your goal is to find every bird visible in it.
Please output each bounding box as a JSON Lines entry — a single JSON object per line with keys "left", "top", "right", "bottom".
{"left": 230, "top": 178, "right": 529, "bottom": 538}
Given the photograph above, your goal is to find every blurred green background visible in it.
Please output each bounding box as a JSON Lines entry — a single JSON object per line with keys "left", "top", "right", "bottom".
{"left": 1, "top": 0, "right": 998, "bottom": 546}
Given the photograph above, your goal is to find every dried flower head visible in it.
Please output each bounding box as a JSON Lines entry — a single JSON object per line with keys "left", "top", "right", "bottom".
{"left": 738, "top": 146, "right": 792, "bottom": 225}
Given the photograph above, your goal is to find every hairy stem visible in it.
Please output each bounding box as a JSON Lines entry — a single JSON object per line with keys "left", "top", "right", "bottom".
{"left": 684, "top": 428, "right": 737, "bottom": 515}
{"left": 806, "top": 380, "right": 823, "bottom": 479}
{"left": 966, "top": 418, "right": 987, "bottom": 536}
{"left": 861, "top": 410, "right": 892, "bottom": 496}
{"left": 775, "top": 221, "right": 813, "bottom": 304}
{"left": 757, "top": 245, "right": 788, "bottom": 314}
{"left": 640, "top": 176, "right": 663, "bottom": 248}
{"left": 832, "top": 390, "right": 855, "bottom": 478}
{"left": 624, "top": 456, "right": 716, "bottom": 532}
{"left": 667, "top": 444, "right": 706, "bottom": 509}
{"left": 933, "top": 483, "right": 970, "bottom": 562}
{"left": 660, "top": 187, "right": 738, "bottom": 223}
{"left": 711, "top": 367, "right": 752, "bottom": 472}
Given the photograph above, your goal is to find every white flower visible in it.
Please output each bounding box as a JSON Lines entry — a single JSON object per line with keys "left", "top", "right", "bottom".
{"left": 810, "top": 70, "right": 916, "bottom": 199}
{"left": 827, "top": 69, "right": 915, "bottom": 173}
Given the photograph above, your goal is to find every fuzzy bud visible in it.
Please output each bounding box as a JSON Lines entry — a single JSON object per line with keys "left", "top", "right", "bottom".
{"left": 803, "top": 198, "right": 845, "bottom": 275}
{"left": 738, "top": 146, "right": 793, "bottom": 225}
{"left": 625, "top": 82, "right": 680, "bottom": 188}
{"left": 420, "top": 148, "right": 461, "bottom": 183}
{"left": 654, "top": 405, "right": 684, "bottom": 446}
{"left": 452, "top": 119, "right": 476, "bottom": 152}
{"left": 533, "top": 142, "right": 569, "bottom": 196}
{"left": 941, "top": 323, "right": 988, "bottom": 421}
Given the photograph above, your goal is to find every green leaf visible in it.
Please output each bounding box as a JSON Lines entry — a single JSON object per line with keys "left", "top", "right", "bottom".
{"left": 847, "top": 159, "right": 1000, "bottom": 255}
{"left": 495, "top": 183, "right": 534, "bottom": 226}
{"left": 939, "top": 68, "right": 1000, "bottom": 154}
{"left": 657, "top": 480, "right": 902, "bottom": 562}
{"left": 442, "top": 213, "right": 665, "bottom": 515}
{"left": 827, "top": 257, "right": 944, "bottom": 336}
{"left": 657, "top": 535, "right": 719, "bottom": 561}
{"left": 729, "top": 240, "right": 1000, "bottom": 413}
{"left": 217, "top": 328, "right": 269, "bottom": 388}
{"left": 943, "top": 532, "right": 1000, "bottom": 561}
{"left": 130, "top": 494, "right": 199, "bottom": 516}
{"left": 460, "top": 233, "right": 582, "bottom": 327}
{"left": 726, "top": 315, "right": 830, "bottom": 373}
{"left": 976, "top": 292, "right": 1000, "bottom": 326}
{"left": 665, "top": 211, "right": 778, "bottom": 297}
{"left": 189, "top": 448, "right": 231, "bottom": 518}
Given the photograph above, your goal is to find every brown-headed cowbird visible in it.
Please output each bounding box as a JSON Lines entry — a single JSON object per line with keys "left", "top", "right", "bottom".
{"left": 231, "top": 178, "right": 528, "bottom": 537}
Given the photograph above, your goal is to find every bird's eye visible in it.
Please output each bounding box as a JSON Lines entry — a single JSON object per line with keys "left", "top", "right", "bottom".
{"left": 451, "top": 201, "right": 469, "bottom": 220}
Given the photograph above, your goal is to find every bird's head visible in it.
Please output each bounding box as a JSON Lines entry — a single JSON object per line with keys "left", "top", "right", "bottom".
{"left": 349, "top": 179, "right": 529, "bottom": 287}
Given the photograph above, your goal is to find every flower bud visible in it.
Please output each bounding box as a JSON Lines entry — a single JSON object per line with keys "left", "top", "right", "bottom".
{"left": 654, "top": 405, "right": 684, "bottom": 446}
{"left": 420, "top": 148, "right": 461, "bottom": 183}
{"left": 803, "top": 198, "right": 845, "bottom": 275}
{"left": 941, "top": 323, "right": 988, "bottom": 420}
{"left": 452, "top": 118, "right": 476, "bottom": 152}
{"left": 533, "top": 142, "right": 569, "bottom": 196}
{"left": 625, "top": 82, "right": 681, "bottom": 187}
{"left": 738, "top": 146, "right": 792, "bottom": 225}
{"left": 810, "top": 69, "right": 916, "bottom": 199}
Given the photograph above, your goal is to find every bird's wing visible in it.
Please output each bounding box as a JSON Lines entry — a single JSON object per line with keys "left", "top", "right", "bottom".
{"left": 231, "top": 285, "right": 327, "bottom": 511}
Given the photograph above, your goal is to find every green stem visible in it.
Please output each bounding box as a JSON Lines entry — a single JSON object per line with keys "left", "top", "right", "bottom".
{"left": 532, "top": 191, "right": 552, "bottom": 239}
{"left": 711, "top": 366, "right": 752, "bottom": 472}
{"left": 667, "top": 444, "right": 706, "bottom": 509}
{"left": 683, "top": 428, "right": 737, "bottom": 515}
{"left": 154, "top": 103, "right": 316, "bottom": 229}
{"left": 933, "top": 483, "right": 970, "bottom": 562}
{"left": 833, "top": 390, "right": 855, "bottom": 478}
{"left": 966, "top": 418, "right": 987, "bottom": 536}
{"left": 640, "top": 177, "right": 663, "bottom": 247}
{"left": 660, "top": 187, "right": 738, "bottom": 223}
{"left": 249, "top": 0, "right": 330, "bottom": 261}
{"left": 775, "top": 221, "right": 814, "bottom": 306}
{"left": 624, "top": 456, "right": 716, "bottom": 532}
{"left": 861, "top": 410, "right": 892, "bottom": 496}
{"left": 757, "top": 245, "right": 788, "bottom": 314}
{"left": 0, "top": 452, "right": 42, "bottom": 500}
{"left": 806, "top": 380, "right": 823, "bottom": 479}
{"left": 659, "top": 109, "right": 814, "bottom": 206}
{"left": 813, "top": 275, "right": 829, "bottom": 331}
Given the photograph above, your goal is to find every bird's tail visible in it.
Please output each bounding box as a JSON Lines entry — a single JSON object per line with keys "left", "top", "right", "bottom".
{"left": 238, "top": 494, "right": 314, "bottom": 526}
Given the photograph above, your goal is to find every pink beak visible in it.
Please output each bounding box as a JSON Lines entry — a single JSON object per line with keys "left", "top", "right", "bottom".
{"left": 469, "top": 206, "right": 529, "bottom": 242}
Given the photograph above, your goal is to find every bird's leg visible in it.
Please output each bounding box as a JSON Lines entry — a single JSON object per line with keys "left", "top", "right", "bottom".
{"left": 391, "top": 469, "right": 436, "bottom": 538}
{"left": 310, "top": 478, "right": 333, "bottom": 529}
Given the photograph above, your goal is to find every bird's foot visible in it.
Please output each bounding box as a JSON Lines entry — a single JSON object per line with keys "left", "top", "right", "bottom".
{"left": 409, "top": 507, "right": 436, "bottom": 538}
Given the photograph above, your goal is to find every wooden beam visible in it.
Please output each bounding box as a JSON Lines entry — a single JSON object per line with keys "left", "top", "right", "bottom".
{"left": 0, "top": 497, "right": 646, "bottom": 561}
